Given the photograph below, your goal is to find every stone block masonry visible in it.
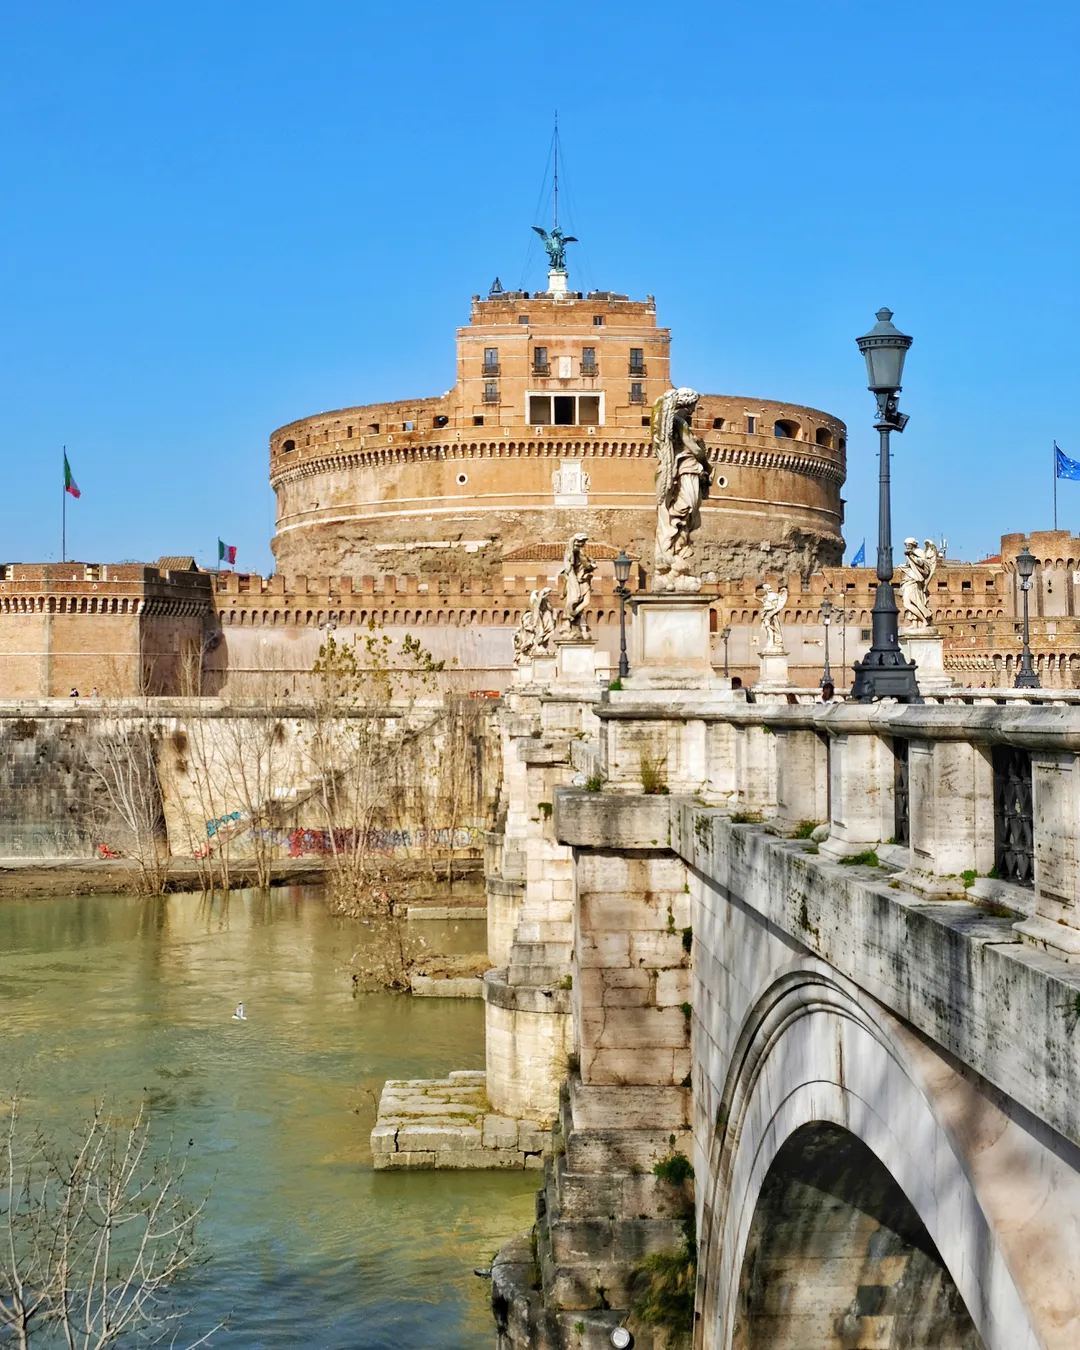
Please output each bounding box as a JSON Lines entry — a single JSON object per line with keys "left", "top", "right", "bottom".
{"left": 370, "top": 1072, "right": 547, "bottom": 1170}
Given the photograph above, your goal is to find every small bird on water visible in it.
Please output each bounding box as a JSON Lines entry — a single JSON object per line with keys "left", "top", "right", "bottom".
{"left": 232, "top": 1002, "right": 247, "bottom": 1021}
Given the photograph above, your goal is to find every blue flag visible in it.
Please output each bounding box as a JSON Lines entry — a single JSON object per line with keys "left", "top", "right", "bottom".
{"left": 1056, "top": 443, "right": 1080, "bottom": 481}
{"left": 851, "top": 540, "right": 866, "bottom": 567}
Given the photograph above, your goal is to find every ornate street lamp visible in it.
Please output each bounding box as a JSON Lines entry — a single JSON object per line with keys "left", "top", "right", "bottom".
{"left": 614, "top": 550, "right": 632, "bottom": 680}
{"left": 720, "top": 624, "right": 732, "bottom": 679}
{"left": 1014, "top": 544, "right": 1041, "bottom": 688}
{"left": 820, "top": 597, "right": 833, "bottom": 687}
{"left": 850, "top": 308, "right": 921, "bottom": 702}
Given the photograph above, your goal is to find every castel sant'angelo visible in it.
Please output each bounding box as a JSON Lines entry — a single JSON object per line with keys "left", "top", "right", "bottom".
{"left": 269, "top": 242, "right": 847, "bottom": 584}
{"left": 3, "top": 222, "right": 1080, "bottom": 696}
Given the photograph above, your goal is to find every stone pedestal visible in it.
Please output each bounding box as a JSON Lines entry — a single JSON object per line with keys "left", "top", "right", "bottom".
{"left": 547, "top": 268, "right": 568, "bottom": 297}
{"left": 819, "top": 716, "right": 895, "bottom": 858}
{"left": 624, "top": 593, "right": 716, "bottom": 690}
{"left": 531, "top": 653, "right": 556, "bottom": 685}
{"left": 1015, "top": 750, "right": 1080, "bottom": 962}
{"left": 756, "top": 647, "right": 790, "bottom": 690}
{"left": 900, "top": 628, "right": 958, "bottom": 692}
{"left": 554, "top": 637, "right": 600, "bottom": 688}
{"left": 894, "top": 738, "right": 995, "bottom": 896}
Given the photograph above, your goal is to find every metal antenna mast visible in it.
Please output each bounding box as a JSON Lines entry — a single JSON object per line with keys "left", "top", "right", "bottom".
{"left": 553, "top": 111, "right": 558, "bottom": 229}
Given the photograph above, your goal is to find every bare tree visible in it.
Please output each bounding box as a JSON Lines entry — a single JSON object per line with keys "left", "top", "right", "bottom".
{"left": 84, "top": 704, "right": 170, "bottom": 895}
{"left": 0, "top": 1094, "right": 217, "bottom": 1349}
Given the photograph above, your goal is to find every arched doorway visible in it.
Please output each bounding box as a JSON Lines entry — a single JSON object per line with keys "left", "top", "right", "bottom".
{"left": 734, "top": 1121, "right": 983, "bottom": 1348}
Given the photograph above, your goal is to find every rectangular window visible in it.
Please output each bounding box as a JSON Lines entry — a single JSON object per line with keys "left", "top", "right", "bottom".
{"left": 529, "top": 395, "right": 552, "bottom": 425}
{"left": 533, "top": 346, "right": 548, "bottom": 373}
{"left": 403, "top": 420, "right": 415, "bottom": 431}
{"left": 630, "top": 382, "right": 644, "bottom": 403}
{"left": 581, "top": 346, "right": 597, "bottom": 373}
{"left": 346, "top": 425, "right": 353, "bottom": 438}
{"left": 579, "top": 395, "right": 600, "bottom": 425}
{"left": 472, "top": 415, "right": 484, "bottom": 426}
{"left": 746, "top": 415, "right": 756, "bottom": 434}
{"left": 518, "top": 315, "right": 529, "bottom": 324}
{"left": 554, "top": 395, "right": 575, "bottom": 425}
{"left": 483, "top": 347, "right": 498, "bottom": 374}
{"left": 712, "top": 417, "right": 724, "bottom": 430}
{"left": 483, "top": 382, "right": 499, "bottom": 403}
{"left": 593, "top": 315, "right": 604, "bottom": 326}
{"left": 629, "top": 347, "right": 644, "bottom": 374}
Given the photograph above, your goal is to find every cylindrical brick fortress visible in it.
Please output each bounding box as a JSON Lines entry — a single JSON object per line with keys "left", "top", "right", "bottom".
{"left": 269, "top": 289, "right": 846, "bottom": 581}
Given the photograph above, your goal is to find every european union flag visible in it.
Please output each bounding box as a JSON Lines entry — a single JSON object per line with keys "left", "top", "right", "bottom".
{"left": 851, "top": 540, "right": 866, "bottom": 567}
{"left": 1056, "top": 443, "right": 1080, "bottom": 480}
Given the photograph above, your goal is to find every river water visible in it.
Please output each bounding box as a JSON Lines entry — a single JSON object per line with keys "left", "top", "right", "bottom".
{"left": 0, "top": 887, "right": 536, "bottom": 1348}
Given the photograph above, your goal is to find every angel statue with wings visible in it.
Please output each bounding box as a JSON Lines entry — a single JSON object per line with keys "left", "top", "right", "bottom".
{"left": 651, "top": 387, "right": 713, "bottom": 592}
{"left": 899, "top": 537, "right": 939, "bottom": 630}
{"left": 512, "top": 587, "right": 556, "bottom": 665}
{"left": 532, "top": 225, "right": 578, "bottom": 273}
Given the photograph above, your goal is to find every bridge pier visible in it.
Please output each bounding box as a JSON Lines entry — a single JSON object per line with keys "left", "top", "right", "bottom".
{"left": 496, "top": 690, "right": 1080, "bottom": 1349}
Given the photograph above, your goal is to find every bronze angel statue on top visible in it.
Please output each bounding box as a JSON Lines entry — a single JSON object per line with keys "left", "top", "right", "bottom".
{"left": 532, "top": 225, "right": 578, "bottom": 273}
{"left": 651, "top": 387, "right": 713, "bottom": 592}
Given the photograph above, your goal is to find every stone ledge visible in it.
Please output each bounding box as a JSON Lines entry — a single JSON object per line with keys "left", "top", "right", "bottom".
{"left": 409, "top": 974, "right": 484, "bottom": 998}
{"left": 483, "top": 967, "right": 573, "bottom": 1012}
{"left": 405, "top": 904, "right": 486, "bottom": 920}
{"left": 370, "top": 1072, "right": 550, "bottom": 1171}
{"left": 553, "top": 788, "right": 682, "bottom": 850}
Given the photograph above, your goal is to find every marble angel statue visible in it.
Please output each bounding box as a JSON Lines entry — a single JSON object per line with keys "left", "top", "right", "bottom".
{"left": 899, "top": 537, "right": 939, "bottom": 629}
{"left": 558, "top": 533, "right": 596, "bottom": 638}
{"left": 651, "top": 387, "right": 713, "bottom": 592}
{"left": 759, "top": 584, "right": 788, "bottom": 653}
{"left": 512, "top": 587, "right": 556, "bottom": 664}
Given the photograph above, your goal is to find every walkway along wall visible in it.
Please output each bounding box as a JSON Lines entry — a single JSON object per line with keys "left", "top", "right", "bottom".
{"left": 494, "top": 689, "right": 1080, "bottom": 1350}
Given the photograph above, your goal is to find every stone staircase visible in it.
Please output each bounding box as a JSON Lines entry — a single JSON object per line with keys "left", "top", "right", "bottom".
{"left": 493, "top": 1073, "right": 693, "bottom": 1350}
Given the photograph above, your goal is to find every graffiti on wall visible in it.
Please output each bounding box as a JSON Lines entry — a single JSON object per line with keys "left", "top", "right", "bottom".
{"left": 206, "top": 811, "right": 243, "bottom": 837}
{"left": 269, "top": 825, "right": 485, "bottom": 857}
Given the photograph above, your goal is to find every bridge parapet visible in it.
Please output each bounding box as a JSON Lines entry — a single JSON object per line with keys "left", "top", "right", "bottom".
{"left": 592, "top": 692, "right": 1080, "bottom": 964}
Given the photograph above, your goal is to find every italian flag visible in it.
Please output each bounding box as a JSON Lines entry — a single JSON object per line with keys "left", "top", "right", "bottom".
{"left": 217, "top": 539, "right": 237, "bottom": 566}
{"left": 63, "top": 452, "right": 81, "bottom": 498}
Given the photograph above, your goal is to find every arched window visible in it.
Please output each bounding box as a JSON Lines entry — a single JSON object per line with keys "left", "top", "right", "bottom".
{"left": 814, "top": 427, "right": 833, "bottom": 448}
{"left": 282, "top": 439, "right": 296, "bottom": 452}
{"left": 774, "top": 419, "right": 800, "bottom": 440}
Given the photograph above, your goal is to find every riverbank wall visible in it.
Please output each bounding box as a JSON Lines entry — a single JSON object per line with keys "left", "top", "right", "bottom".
{"left": 0, "top": 698, "right": 502, "bottom": 867}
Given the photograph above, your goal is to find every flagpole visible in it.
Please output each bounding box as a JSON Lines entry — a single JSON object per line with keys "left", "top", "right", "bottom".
{"left": 62, "top": 446, "right": 66, "bottom": 563}
{"left": 1054, "top": 442, "right": 1058, "bottom": 531}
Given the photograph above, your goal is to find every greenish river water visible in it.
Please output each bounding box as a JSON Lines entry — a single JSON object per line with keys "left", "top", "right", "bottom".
{"left": 0, "top": 887, "right": 537, "bottom": 1348}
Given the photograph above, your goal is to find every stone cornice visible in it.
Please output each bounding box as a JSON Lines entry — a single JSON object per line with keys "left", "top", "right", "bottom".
{"left": 269, "top": 438, "right": 846, "bottom": 490}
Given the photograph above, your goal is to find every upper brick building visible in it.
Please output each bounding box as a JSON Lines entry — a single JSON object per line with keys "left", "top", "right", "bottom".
{"left": 0, "top": 560, "right": 214, "bottom": 697}
{"left": 269, "top": 277, "right": 848, "bottom": 583}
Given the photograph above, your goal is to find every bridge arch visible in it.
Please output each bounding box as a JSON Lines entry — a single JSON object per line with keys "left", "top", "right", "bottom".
{"left": 695, "top": 964, "right": 1040, "bottom": 1350}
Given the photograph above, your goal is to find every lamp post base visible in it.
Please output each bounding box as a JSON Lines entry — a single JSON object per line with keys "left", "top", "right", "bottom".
{"left": 851, "top": 649, "right": 921, "bottom": 702}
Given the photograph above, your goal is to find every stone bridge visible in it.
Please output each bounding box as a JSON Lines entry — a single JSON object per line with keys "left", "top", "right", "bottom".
{"left": 490, "top": 684, "right": 1080, "bottom": 1350}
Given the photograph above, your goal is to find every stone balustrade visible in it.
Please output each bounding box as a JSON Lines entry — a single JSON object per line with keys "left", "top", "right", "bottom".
{"left": 591, "top": 691, "right": 1080, "bottom": 962}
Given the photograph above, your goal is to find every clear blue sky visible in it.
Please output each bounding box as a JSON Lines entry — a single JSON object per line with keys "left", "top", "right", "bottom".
{"left": 2, "top": 0, "right": 1076, "bottom": 573}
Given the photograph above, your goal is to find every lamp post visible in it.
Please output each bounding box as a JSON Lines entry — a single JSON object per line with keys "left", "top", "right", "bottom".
{"left": 1014, "top": 544, "right": 1041, "bottom": 688}
{"left": 820, "top": 597, "right": 833, "bottom": 687}
{"left": 720, "top": 624, "right": 732, "bottom": 678}
{"left": 850, "top": 308, "right": 921, "bottom": 702}
{"left": 614, "top": 550, "right": 632, "bottom": 680}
